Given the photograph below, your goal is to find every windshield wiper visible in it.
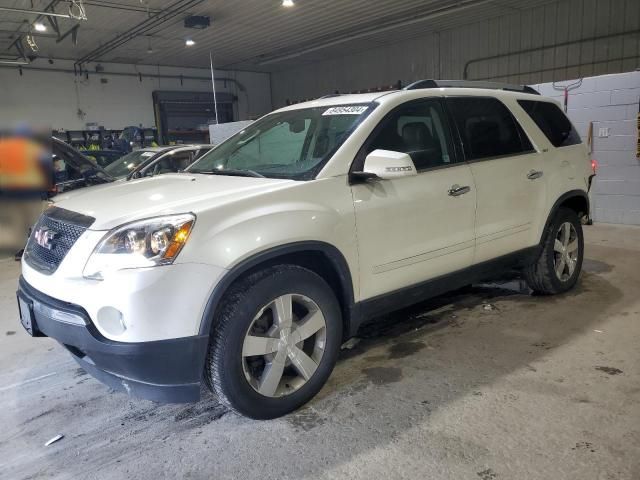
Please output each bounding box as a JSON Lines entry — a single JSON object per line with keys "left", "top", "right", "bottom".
{"left": 194, "top": 169, "right": 265, "bottom": 178}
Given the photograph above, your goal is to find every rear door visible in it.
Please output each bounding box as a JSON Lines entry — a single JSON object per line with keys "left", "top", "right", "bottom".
{"left": 446, "top": 96, "right": 546, "bottom": 263}
{"left": 517, "top": 99, "right": 591, "bottom": 231}
{"left": 351, "top": 98, "right": 477, "bottom": 300}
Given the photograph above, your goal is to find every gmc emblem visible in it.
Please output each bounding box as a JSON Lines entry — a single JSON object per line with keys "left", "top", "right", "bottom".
{"left": 33, "top": 227, "right": 58, "bottom": 250}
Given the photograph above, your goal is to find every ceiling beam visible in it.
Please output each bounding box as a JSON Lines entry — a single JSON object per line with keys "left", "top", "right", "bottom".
{"left": 0, "top": 6, "right": 71, "bottom": 19}
{"left": 75, "top": 0, "right": 204, "bottom": 66}
{"left": 0, "top": 29, "right": 57, "bottom": 38}
{"left": 255, "top": 0, "right": 494, "bottom": 66}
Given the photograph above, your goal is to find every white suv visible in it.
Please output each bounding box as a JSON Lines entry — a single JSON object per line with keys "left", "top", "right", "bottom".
{"left": 17, "top": 80, "right": 594, "bottom": 419}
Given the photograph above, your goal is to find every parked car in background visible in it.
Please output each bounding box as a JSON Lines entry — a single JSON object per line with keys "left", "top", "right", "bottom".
{"left": 103, "top": 145, "right": 214, "bottom": 180}
{"left": 84, "top": 150, "right": 125, "bottom": 169}
{"left": 52, "top": 137, "right": 114, "bottom": 194}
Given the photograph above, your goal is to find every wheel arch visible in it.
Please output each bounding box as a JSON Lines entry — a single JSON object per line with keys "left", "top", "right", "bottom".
{"left": 540, "top": 190, "right": 589, "bottom": 243}
{"left": 198, "top": 241, "right": 356, "bottom": 340}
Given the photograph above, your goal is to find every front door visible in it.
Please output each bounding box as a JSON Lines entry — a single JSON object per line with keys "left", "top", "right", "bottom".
{"left": 351, "top": 98, "right": 477, "bottom": 301}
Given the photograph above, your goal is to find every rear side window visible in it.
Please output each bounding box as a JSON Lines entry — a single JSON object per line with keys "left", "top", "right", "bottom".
{"left": 447, "top": 97, "right": 533, "bottom": 161}
{"left": 518, "top": 100, "right": 581, "bottom": 147}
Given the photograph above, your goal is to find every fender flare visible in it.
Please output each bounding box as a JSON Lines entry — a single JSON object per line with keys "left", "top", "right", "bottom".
{"left": 539, "top": 189, "right": 589, "bottom": 244}
{"left": 198, "top": 241, "right": 355, "bottom": 336}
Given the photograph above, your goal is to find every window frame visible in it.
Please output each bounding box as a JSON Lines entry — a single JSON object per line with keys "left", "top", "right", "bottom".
{"left": 189, "top": 102, "right": 377, "bottom": 181}
{"left": 349, "top": 97, "right": 463, "bottom": 179}
{"left": 517, "top": 99, "right": 582, "bottom": 149}
{"left": 140, "top": 148, "right": 195, "bottom": 177}
{"left": 444, "top": 95, "right": 537, "bottom": 164}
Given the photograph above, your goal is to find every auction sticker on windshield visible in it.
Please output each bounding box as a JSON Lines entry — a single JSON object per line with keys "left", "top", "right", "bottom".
{"left": 322, "top": 106, "right": 368, "bottom": 116}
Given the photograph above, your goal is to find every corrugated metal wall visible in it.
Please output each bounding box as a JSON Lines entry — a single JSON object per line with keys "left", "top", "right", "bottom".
{"left": 271, "top": 0, "right": 640, "bottom": 106}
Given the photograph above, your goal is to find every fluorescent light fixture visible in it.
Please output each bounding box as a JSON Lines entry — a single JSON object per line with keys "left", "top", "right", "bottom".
{"left": 34, "top": 22, "right": 47, "bottom": 32}
{"left": 282, "top": 0, "right": 294, "bottom": 7}
{"left": 185, "top": 38, "right": 195, "bottom": 46}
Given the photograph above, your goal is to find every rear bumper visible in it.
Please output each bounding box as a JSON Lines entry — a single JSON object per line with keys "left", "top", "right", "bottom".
{"left": 17, "top": 276, "right": 208, "bottom": 403}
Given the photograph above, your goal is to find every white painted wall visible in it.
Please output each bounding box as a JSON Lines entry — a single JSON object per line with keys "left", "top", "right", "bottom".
{"left": 0, "top": 59, "right": 272, "bottom": 131}
{"left": 533, "top": 71, "right": 640, "bottom": 225}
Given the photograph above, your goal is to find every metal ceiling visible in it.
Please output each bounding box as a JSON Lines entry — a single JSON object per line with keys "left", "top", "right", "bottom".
{"left": 0, "top": 0, "right": 560, "bottom": 71}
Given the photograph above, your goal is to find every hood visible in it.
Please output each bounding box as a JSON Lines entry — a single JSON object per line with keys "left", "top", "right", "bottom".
{"left": 52, "top": 173, "right": 293, "bottom": 230}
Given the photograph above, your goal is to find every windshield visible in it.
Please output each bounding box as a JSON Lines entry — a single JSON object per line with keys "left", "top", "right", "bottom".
{"left": 187, "top": 104, "right": 374, "bottom": 180}
{"left": 104, "top": 150, "right": 157, "bottom": 178}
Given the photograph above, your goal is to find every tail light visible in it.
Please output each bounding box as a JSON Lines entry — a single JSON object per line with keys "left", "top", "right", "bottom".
{"left": 591, "top": 159, "right": 598, "bottom": 174}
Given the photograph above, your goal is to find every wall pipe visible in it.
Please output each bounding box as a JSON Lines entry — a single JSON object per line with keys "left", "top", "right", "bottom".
{"left": 470, "top": 55, "right": 640, "bottom": 82}
{"left": 0, "top": 64, "right": 246, "bottom": 91}
{"left": 464, "top": 30, "right": 640, "bottom": 80}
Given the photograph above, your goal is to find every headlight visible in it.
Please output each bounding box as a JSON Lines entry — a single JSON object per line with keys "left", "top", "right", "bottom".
{"left": 83, "top": 213, "right": 195, "bottom": 280}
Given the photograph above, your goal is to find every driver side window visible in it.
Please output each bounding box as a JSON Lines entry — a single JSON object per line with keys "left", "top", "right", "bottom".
{"left": 367, "top": 99, "right": 455, "bottom": 171}
{"left": 148, "top": 151, "right": 193, "bottom": 176}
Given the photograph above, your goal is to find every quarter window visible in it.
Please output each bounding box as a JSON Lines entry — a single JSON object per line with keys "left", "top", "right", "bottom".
{"left": 447, "top": 97, "right": 533, "bottom": 160}
{"left": 518, "top": 100, "right": 581, "bottom": 147}
{"left": 366, "top": 99, "right": 456, "bottom": 171}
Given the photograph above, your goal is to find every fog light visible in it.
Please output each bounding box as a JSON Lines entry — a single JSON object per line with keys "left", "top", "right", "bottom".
{"left": 97, "top": 307, "right": 126, "bottom": 335}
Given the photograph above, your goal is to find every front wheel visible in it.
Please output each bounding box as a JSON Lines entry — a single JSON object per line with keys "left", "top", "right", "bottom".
{"left": 524, "top": 207, "right": 584, "bottom": 295}
{"left": 204, "top": 265, "right": 342, "bottom": 419}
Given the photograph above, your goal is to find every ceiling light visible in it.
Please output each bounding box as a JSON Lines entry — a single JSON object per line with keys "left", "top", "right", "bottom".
{"left": 282, "top": 0, "right": 294, "bottom": 7}
{"left": 185, "top": 38, "right": 195, "bottom": 46}
{"left": 34, "top": 22, "right": 47, "bottom": 32}
{"left": 184, "top": 15, "right": 211, "bottom": 29}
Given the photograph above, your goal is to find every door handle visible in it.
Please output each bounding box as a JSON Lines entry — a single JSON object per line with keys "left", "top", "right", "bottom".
{"left": 448, "top": 184, "right": 471, "bottom": 196}
{"left": 527, "top": 170, "right": 543, "bottom": 180}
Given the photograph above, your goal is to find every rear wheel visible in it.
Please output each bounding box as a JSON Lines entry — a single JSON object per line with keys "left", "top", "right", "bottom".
{"left": 204, "top": 265, "right": 342, "bottom": 419}
{"left": 524, "top": 207, "right": 584, "bottom": 294}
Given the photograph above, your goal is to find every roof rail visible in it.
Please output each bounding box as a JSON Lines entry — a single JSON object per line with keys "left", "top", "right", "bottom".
{"left": 403, "top": 79, "right": 540, "bottom": 95}
{"left": 317, "top": 93, "right": 344, "bottom": 99}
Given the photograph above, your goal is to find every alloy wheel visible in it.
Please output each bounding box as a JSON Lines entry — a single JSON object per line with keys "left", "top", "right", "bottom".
{"left": 241, "top": 294, "right": 327, "bottom": 398}
{"left": 553, "top": 221, "right": 579, "bottom": 281}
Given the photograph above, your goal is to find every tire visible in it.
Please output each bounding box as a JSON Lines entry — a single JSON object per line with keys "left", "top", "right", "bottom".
{"left": 523, "top": 207, "right": 584, "bottom": 295}
{"left": 204, "top": 264, "right": 342, "bottom": 419}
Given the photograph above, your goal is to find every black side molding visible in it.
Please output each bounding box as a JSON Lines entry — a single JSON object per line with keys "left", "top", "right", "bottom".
{"left": 540, "top": 190, "right": 589, "bottom": 242}
{"left": 352, "top": 247, "right": 538, "bottom": 332}
{"left": 198, "top": 241, "right": 356, "bottom": 337}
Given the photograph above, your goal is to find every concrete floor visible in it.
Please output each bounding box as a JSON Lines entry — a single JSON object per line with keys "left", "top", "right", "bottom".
{"left": 1, "top": 224, "right": 639, "bottom": 480}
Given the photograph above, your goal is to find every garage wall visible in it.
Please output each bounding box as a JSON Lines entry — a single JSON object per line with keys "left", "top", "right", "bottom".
{"left": 534, "top": 71, "right": 640, "bottom": 225}
{"left": 271, "top": 0, "right": 640, "bottom": 106}
{"left": 0, "top": 59, "right": 272, "bottom": 131}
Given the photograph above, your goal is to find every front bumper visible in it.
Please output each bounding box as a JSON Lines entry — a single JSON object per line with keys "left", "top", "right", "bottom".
{"left": 17, "top": 276, "right": 209, "bottom": 403}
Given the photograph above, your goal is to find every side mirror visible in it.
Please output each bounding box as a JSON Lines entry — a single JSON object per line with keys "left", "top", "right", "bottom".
{"left": 352, "top": 149, "right": 417, "bottom": 181}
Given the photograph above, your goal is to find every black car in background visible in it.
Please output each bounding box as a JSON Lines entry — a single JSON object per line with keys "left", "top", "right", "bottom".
{"left": 52, "top": 138, "right": 114, "bottom": 194}
{"left": 104, "top": 144, "right": 214, "bottom": 180}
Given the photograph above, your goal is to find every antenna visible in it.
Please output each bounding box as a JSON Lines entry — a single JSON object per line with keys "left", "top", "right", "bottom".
{"left": 209, "top": 51, "right": 219, "bottom": 125}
